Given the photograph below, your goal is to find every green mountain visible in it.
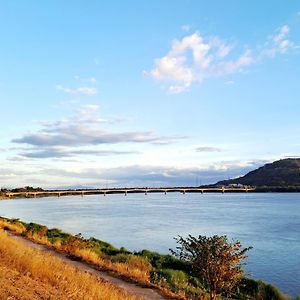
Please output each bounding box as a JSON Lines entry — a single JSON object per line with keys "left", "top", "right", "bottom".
{"left": 216, "top": 158, "right": 300, "bottom": 187}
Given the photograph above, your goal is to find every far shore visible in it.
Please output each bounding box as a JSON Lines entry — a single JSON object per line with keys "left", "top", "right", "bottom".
{"left": 3, "top": 186, "right": 300, "bottom": 201}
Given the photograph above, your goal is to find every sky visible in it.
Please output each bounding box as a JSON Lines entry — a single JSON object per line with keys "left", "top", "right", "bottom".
{"left": 0, "top": 1, "right": 300, "bottom": 188}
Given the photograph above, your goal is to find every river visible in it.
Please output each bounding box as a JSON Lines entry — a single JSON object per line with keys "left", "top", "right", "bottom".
{"left": 0, "top": 192, "right": 299, "bottom": 297}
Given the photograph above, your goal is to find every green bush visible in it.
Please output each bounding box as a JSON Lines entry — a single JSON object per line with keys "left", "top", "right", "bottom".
{"left": 111, "top": 253, "right": 131, "bottom": 263}
{"left": 237, "top": 278, "right": 290, "bottom": 300}
{"left": 137, "top": 249, "right": 188, "bottom": 271}
{"left": 86, "top": 237, "right": 120, "bottom": 255}
{"left": 151, "top": 269, "right": 188, "bottom": 289}
{"left": 46, "top": 228, "right": 71, "bottom": 243}
{"left": 150, "top": 268, "right": 205, "bottom": 299}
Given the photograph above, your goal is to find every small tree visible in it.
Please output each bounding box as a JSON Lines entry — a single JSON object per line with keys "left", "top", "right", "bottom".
{"left": 170, "top": 234, "right": 252, "bottom": 300}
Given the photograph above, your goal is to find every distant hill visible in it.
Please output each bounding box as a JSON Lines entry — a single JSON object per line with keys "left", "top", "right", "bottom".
{"left": 216, "top": 158, "right": 300, "bottom": 187}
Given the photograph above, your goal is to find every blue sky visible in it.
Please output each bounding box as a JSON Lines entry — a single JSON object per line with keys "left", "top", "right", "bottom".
{"left": 0, "top": 1, "right": 299, "bottom": 188}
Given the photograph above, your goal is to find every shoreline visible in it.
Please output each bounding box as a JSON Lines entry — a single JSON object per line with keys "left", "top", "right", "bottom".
{"left": 0, "top": 216, "right": 291, "bottom": 300}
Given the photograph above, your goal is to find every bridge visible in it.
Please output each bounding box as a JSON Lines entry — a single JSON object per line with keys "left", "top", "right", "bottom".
{"left": 5, "top": 186, "right": 256, "bottom": 198}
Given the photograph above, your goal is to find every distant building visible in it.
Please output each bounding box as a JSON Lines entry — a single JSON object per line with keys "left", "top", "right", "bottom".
{"left": 228, "top": 183, "right": 244, "bottom": 188}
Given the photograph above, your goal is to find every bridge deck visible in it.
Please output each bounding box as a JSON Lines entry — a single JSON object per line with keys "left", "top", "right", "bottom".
{"left": 5, "top": 187, "right": 256, "bottom": 198}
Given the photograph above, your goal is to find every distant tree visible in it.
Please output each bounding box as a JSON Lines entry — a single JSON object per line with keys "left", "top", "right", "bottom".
{"left": 170, "top": 234, "right": 252, "bottom": 300}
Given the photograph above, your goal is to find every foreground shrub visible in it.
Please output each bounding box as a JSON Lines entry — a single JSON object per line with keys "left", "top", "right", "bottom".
{"left": 237, "top": 278, "right": 290, "bottom": 300}
{"left": 171, "top": 234, "right": 252, "bottom": 300}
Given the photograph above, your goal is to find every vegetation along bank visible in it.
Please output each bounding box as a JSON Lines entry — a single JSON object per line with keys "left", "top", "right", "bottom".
{"left": 0, "top": 216, "right": 292, "bottom": 300}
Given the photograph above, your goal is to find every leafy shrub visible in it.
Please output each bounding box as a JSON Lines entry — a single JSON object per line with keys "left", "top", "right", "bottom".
{"left": 111, "top": 253, "right": 131, "bottom": 263}
{"left": 153, "top": 269, "right": 188, "bottom": 289}
{"left": 150, "top": 268, "right": 205, "bottom": 299}
{"left": 237, "top": 278, "right": 290, "bottom": 300}
{"left": 86, "top": 237, "right": 120, "bottom": 255}
{"left": 46, "top": 228, "right": 71, "bottom": 243}
{"left": 137, "top": 249, "right": 188, "bottom": 271}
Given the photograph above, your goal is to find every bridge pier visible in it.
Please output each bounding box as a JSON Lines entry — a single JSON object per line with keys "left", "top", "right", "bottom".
{"left": 164, "top": 191, "right": 167, "bottom": 195}
{"left": 125, "top": 191, "right": 127, "bottom": 196}
{"left": 145, "top": 191, "right": 147, "bottom": 195}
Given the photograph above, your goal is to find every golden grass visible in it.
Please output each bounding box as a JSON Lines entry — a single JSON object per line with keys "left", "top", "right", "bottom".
{"left": 72, "top": 248, "right": 151, "bottom": 284}
{"left": 0, "top": 229, "right": 140, "bottom": 300}
{"left": 0, "top": 217, "right": 184, "bottom": 299}
{"left": 0, "top": 218, "right": 151, "bottom": 284}
{"left": 0, "top": 218, "right": 26, "bottom": 234}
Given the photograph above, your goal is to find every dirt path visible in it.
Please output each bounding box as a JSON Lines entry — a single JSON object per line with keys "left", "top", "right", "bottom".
{"left": 9, "top": 233, "right": 168, "bottom": 300}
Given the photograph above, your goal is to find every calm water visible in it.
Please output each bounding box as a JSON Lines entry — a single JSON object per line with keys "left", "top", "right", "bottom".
{"left": 0, "top": 193, "right": 299, "bottom": 296}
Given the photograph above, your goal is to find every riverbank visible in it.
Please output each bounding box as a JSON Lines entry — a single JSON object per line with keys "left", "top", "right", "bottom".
{"left": 0, "top": 216, "right": 290, "bottom": 300}
{"left": 0, "top": 228, "right": 139, "bottom": 300}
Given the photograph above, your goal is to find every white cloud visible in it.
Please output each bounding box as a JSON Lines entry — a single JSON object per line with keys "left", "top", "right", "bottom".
{"left": 151, "top": 55, "right": 194, "bottom": 83}
{"left": 147, "top": 32, "right": 252, "bottom": 93}
{"left": 263, "top": 25, "right": 295, "bottom": 57}
{"left": 12, "top": 105, "right": 185, "bottom": 155}
{"left": 209, "top": 50, "right": 253, "bottom": 76}
{"left": 147, "top": 24, "right": 297, "bottom": 93}
{"left": 169, "top": 83, "right": 191, "bottom": 94}
{"left": 274, "top": 25, "right": 289, "bottom": 43}
{"left": 56, "top": 85, "right": 98, "bottom": 96}
{"left": 209, "top": 37, "right": 232, "bottom": 58}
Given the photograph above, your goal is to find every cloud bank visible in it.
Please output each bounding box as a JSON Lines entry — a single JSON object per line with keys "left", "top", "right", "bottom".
{"left": 40, "top": 159, "right": 268, "bottom": 188}
{"left": 11, "top": 105, "right": 185, "bottom": 159}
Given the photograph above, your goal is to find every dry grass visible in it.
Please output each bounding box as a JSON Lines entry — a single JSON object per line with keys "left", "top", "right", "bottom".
{"left": 0, "top": 218, "right": 26, "bottom": 234}
{"left": 0, "top": 229, "right": 140, "bottom": 300}
{"left": 0, "top": 218, "right": 185, "bottom": 299}
{"left": 72, "top": 248, "right": 151, "bottom": 284}
{"left": 0, "top": 218, "right": 151, "bottom": 284}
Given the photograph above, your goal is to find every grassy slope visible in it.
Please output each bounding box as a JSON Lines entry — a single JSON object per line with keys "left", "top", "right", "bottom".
{"left": 0, "top": 229, "right": 139, "bottom": 300}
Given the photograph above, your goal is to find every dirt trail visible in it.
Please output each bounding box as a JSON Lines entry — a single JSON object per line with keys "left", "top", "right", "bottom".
{"left": 9, "top": 233, "right": 168, "bottom": 300}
